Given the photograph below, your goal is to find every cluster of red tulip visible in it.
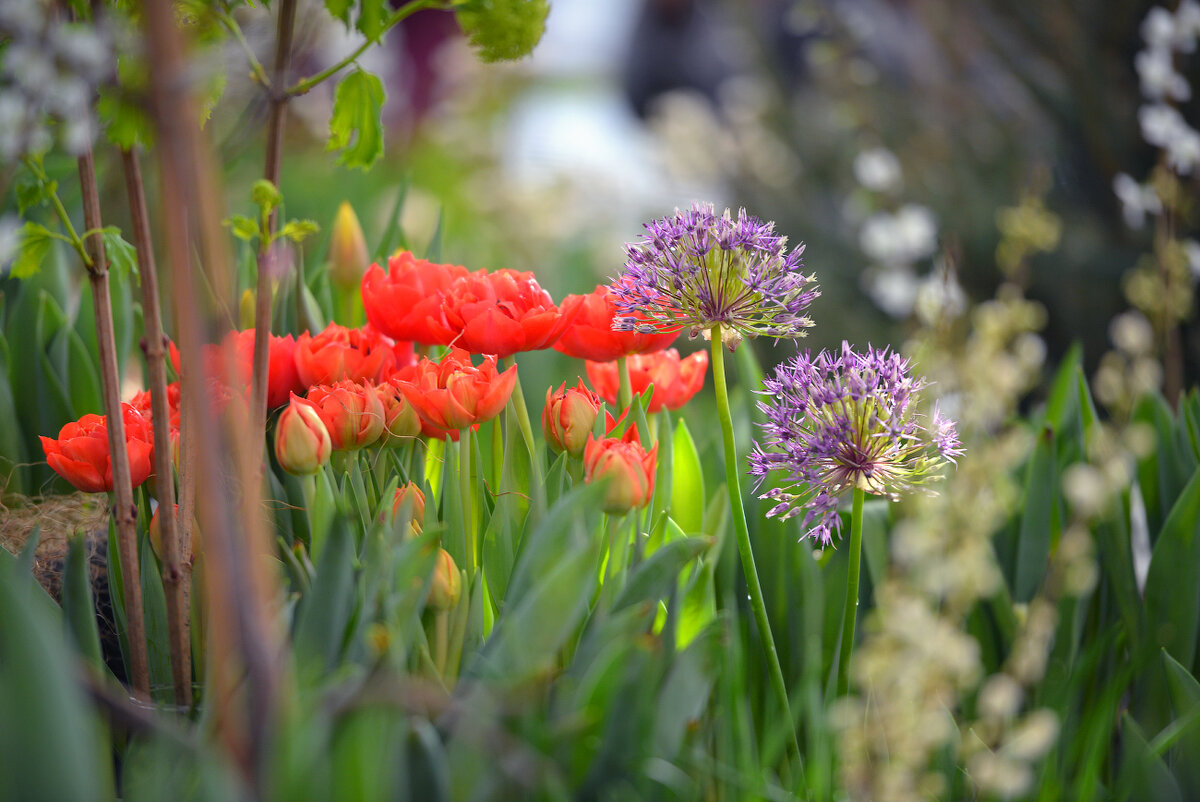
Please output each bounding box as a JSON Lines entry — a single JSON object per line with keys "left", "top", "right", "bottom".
{"left": 39, "top": 252, "right": 710, "bottom": 516}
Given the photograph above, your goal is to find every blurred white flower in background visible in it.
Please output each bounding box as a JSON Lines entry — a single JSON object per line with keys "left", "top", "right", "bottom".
{"left": 1137, "top": 103, "right": 1200, "bottom": 174}
{"left": 1112, "top": 173, "right": 1162, "bottom": 229}
{"left": 859, "top": 203, "right": 938, "bottom": 266}
{"left": 853, "top": 147, "right": 901, "bottom": 193}
{"left": 861, "top": 265, "right": 920, "bottom": 318}
{"left": 1132, "top": 6, "right": 1200, "bottom": 175}
{"left": 0, "top": 0, "right": 113, "bottom": 159}
{"left": 1184, "top": 239, "right": 1200, "bottom": 280}
{"left": 1135, "top": 47, "right": 1190, "bottom": 101}
{"left": 915, "top": 261, "right": 967, "bottom": 325}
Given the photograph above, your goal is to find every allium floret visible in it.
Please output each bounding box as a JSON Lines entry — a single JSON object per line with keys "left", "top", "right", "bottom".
{"left": 748, "top": 342, "right": 962, "bottom": 545}
{"left": 611, "top": 203, "right": 819, "bottom": 347}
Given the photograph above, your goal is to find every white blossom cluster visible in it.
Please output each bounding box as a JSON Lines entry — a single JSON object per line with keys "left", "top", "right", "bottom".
{"left": 850, "top": 153, "right": 966, "bottom": 323}
{"left": 0, "top": 0, "right": 112, "bottom": 160}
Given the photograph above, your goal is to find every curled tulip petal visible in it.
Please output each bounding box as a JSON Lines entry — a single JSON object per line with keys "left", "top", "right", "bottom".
{"left": 556, "top": 285, "right": 678, "bottom": 362}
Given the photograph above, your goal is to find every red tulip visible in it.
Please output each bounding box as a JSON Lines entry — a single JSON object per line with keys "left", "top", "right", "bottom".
{"left": 194, "top": 329, "right": 303, "bottom": 410}
{"left": 275, "top": 394, "right": 334, "bottom": 473}
{"left": 392, "top": 482, "right": 426, "bottom": 530}
{"left": 542, "top": 380, "right": 603, "bottom": 457}
{"left": 395, "top": 348, "right": 518, "bottom": 432}
{"left": 129, "top": 381, "right": 183, "bottom": 431}
{"left": 295, "top": 323, "right": 414, "bottom": 387}
{"left": 40, "top": 404, "right": 155, "bottom": 493}
{"left": 441, "top": 269, "right": 575, "bottom": 358}
{"left": 585, "top": 349, "right": 709, "bottom": 413}
{"left": 361, "top": 251, "right": 469, "bottom": 345}
{"left": 303, "top": 380, "right": 386, "bottom": 451}
{"left": 555, "top": 285, "right": 677, "bottom": 362}
{"left": 583, "top": 426, "right": 658, "bottom": 514}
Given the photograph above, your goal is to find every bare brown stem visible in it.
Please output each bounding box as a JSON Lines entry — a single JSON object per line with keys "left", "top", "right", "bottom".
{"left": 250, "top": 0, "right": 298, "bottom": 446}
{"left": 122, "top": 146, "right": 192, "bottom": 707}
{"left": 142, "top": 0, "right": 281, "bottom": 787}
{"left": 77, "top": 149, "right": 151, "bottom": 700}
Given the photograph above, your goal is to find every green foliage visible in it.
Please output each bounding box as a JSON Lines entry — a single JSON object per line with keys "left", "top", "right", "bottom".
{"left": 99, "top": 227, "right": 138, "bottom": 279}
{"left": 327, "top": 70, "right": 386, "bottom": 170}
{"left": 454, "top": 0, "right": 549, "bottom": 62}
{"left": 11, "top": 222, "right": 58, "bottom": 279}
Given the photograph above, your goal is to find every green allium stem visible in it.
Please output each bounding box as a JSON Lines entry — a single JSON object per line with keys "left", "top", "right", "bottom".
{"left": 837, "top": 487, "right": 866, "bottom": 697}
{"left": 617, "top": 355, "right": 633, "bottom": 410}
{"left": 710, "top": 324, "right": 803, "bottom": 777}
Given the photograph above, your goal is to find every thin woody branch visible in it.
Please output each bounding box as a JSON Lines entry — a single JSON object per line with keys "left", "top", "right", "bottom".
{"left": 121, "top": 146, "right": 192, "bottom": 707}
{"left": 76, "top": 148, "right": 151, "bottom": 700}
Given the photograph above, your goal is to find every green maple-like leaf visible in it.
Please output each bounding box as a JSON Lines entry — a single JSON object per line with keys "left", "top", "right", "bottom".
{"left": 327, "top": 69, "right": 386, "bottom": 171}
{"left": 455, "top": 0, "right": 549, "bottom": 63}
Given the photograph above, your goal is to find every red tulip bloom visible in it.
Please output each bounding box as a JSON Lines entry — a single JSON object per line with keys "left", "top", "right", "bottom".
{"left": 295, "top": 323, "right": 414, "bottom": 388}
{"left": 40, "top": 404, "right": 155, "bottom": 493}
{"left": 583, "top": 426, "right": 658, "bottom": 514}
{"left": 555, "top": 285, "right": 678, "bottom": 362}
{"left": 197, "top": 330, "right": 303, "bottom": 410}
{"left": 441, "top": 269, "right": 575, "bottom": 358}
{"left": 586, "top": 348, "right": 709, "bottom": 413}
{"left": 129, "top": 382, "right": 183, "bottom": 431}
{"left": 395, "top": 348, "right": 517, "bottom": 432}
{"left": 302, "top": 380, "right": 385, "bottom": 451}
{"left": 361, "top": 251, "right": 469, "bottom": 345}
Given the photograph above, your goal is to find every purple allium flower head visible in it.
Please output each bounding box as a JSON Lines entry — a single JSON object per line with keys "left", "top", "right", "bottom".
{"left": 748, "top": 342, "right": 962, "bottom": 545}
{"left": 610, "top": 203, "right": 819, "bottom": 348}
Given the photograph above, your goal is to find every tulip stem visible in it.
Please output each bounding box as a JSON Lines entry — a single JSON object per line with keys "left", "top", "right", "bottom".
{"left": 459, "top": 430, "right": 476, "bottom": 575}
{"left": 837, "top": 488, "right": 866, "bottom": 697}
{"left": 503, "top": 356, "right": 543, "bottom": 503}
{"left": 709, "top": 324, "right": 803, "bottom": 780}
{"left": 617, "top": 356, "right": 633, "bottom": 410}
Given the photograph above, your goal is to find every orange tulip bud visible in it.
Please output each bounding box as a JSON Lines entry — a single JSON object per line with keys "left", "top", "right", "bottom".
{"left": 392, "top": 482, "right": 426, "bottom": 531}
{"left": 148, "top": 504, "right": 198, "bottom": 563}
{"left": 428, "top": 548, "right": 462, "bottom": 610}
{"left": 583, "top": 426, "right": 658, "bottom": 515}
{"left": 376, "top": 381, "right": 423, "bottom": 445}
{"left": 275, "top": 394, "right": 333, "bottom": 474}
{"left": 542, "top": 379, "right": 602, "bottom": 457}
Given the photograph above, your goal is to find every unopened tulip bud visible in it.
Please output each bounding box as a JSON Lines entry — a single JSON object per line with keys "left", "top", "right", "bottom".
{"left": 148, "top": 504, "right": 199, "bottom": 563}
{"left": 392, "top": 482, "right": 426, "bottom": 532}
{"left": 429, "top": 548, "right": 462, "bottom": 610}
{"left": 583, "top": 427, "right": 658, "bottom": 515}
{"left": 239, "top": 288, "right": 256, "bottom": 330}
{"left": 275, "top": 395, "right": 333, "bottom": 474}
{"left": 377, "top": 381, "right": 423, "bottom": 446}
{"left": 329, "top": 201, "right": 369, "bottom": 289}
{"left": 542, "top": 380, "right": 602, "bottom": 457}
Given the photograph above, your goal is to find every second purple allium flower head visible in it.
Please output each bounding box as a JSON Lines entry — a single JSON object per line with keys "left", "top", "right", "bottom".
{"left": 610, "top": 202, "right": 819, "bottom": 348}
{"left": 748, "top": 342, "right": 963, "bottom": 545}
